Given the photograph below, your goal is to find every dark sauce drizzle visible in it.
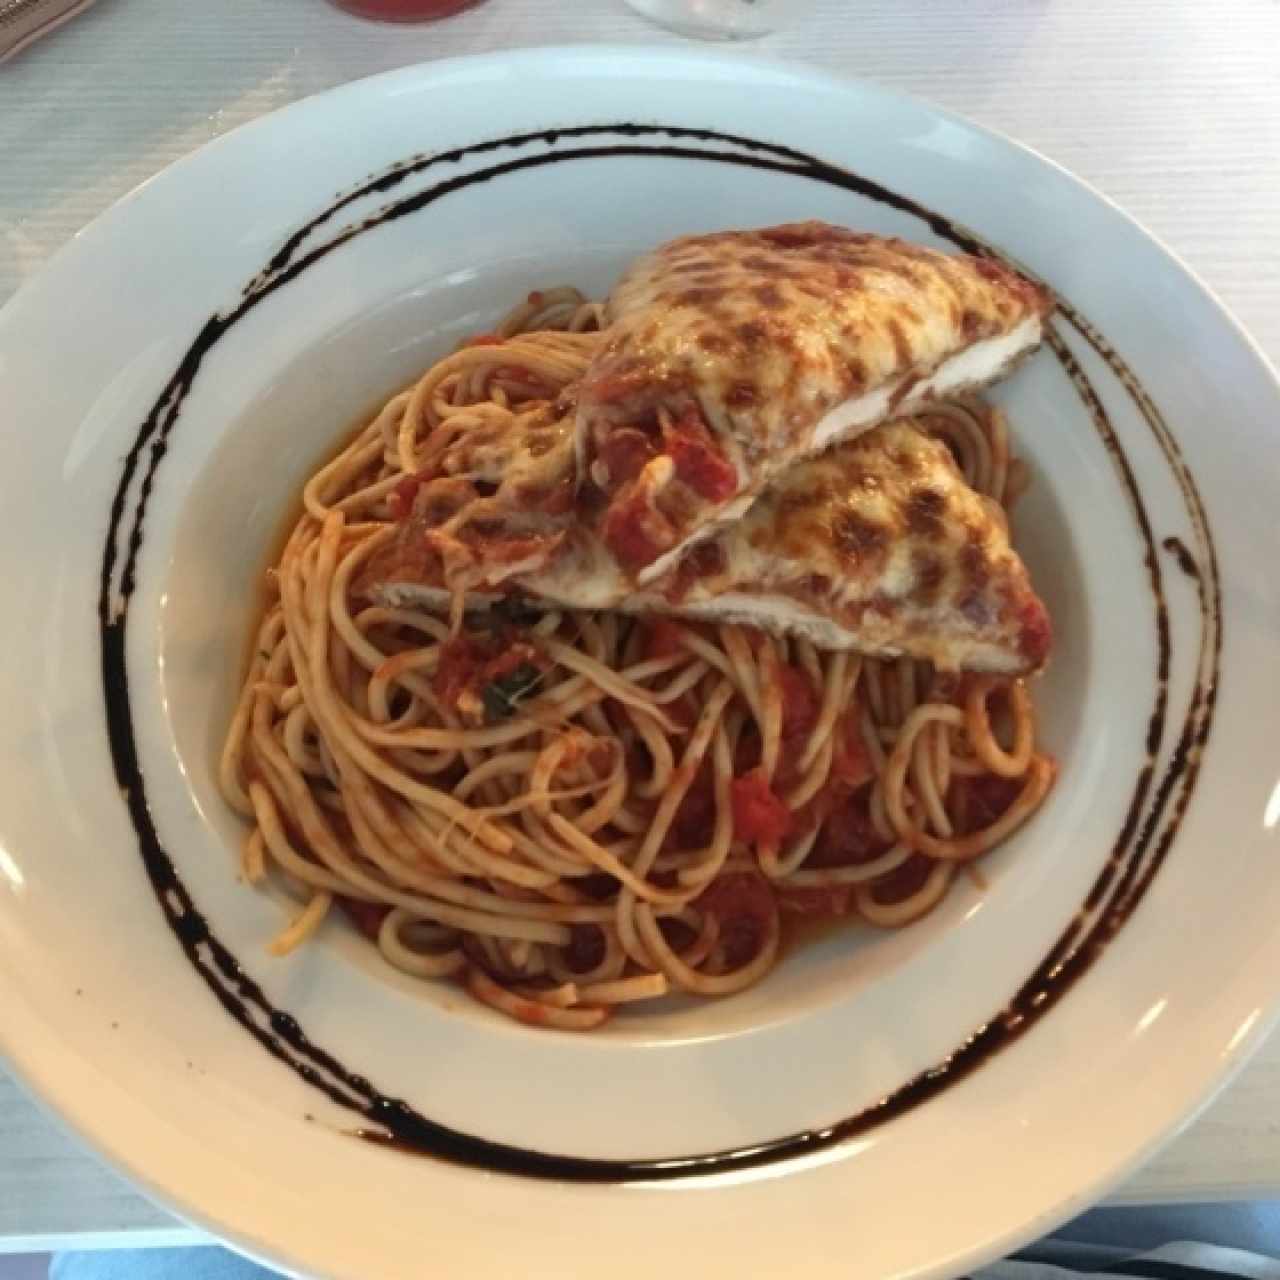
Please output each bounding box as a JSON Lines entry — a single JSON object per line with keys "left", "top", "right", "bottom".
{"left": 1163, "top": 535, "right": 1201, "bottom": 581}
{"left": 98, "top": 123, "right": 1221, "bottom": 1183}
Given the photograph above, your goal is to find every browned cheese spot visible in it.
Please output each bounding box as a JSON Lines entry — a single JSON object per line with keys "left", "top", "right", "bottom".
{"left": 910, "top": 551, "right": 946, "bottom": 604}
{"left": 676, "top": 287, "right": 728, "bottom": 308}
{"left": 905, "top": 487, "right": 946, "bottom": 537}
{"left": 958, "top": 592, "right": 992, "bottom": 627}
{"left": 832, "top": 509, "right": 889, "bottom": 562}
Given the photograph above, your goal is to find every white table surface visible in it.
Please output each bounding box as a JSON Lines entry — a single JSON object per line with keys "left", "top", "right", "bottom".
{"left": 3, "top": 0, "right": 1280, "bottom": 1254}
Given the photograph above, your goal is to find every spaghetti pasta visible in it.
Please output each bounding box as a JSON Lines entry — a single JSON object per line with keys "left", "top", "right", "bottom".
{"left": 219, "top": 289, "right": 1055, "bottom": 1031}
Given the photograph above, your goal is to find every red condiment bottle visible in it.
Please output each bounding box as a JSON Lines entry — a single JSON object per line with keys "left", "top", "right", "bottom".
{"left": 329, "top": 0, "right": 488, "bottom": 20}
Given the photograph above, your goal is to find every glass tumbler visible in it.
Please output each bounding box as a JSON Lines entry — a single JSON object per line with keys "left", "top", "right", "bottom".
{"left": 624, "top": 0, "right": 816, "bottom": 40}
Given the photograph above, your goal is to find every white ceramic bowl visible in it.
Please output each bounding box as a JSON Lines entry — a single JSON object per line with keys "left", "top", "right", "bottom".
{"left": 1, "top": 46, "right": 1277, "bottom": 1280}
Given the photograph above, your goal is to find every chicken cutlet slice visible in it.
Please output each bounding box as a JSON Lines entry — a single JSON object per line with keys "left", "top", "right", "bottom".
{"left": 578, "top": 221, "right": 1052, "bottom": 585}
{"left": 374, "top": 419, "right": 1049, "bottom": 675}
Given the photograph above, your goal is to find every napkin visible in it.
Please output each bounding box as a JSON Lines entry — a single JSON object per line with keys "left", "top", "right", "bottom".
{"left": 0, "top": 0, "right": 98, "bottom": 64}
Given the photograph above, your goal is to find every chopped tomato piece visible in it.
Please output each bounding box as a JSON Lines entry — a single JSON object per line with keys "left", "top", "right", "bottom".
{"left": 950, "top": 773, "right": 1022, "bottom": 836}
{"left": 669, "top": 435, "right": 737, "bottom": 500}
{"left": 809, "top": 788, "right": 891, "bottom": 869}
{"left": 695, "top": 871, "right": 776, "bottom": 968}
{"left": 668, "top": 765, "right": 717, "bottom": 848}
{"left": 597, "top": 428, "right": 658, "bottom": 488}
{"left": 602, "top": 493, "right": 673, "bottom": 570}
{"left": 664, "top": 408, "right": 738, "bottom": 502}
{"left": 868, "top": 854, "right": 934, "bottom": 905}
{"left": 657, "top": 915, "right": 699, "bottom": 952}
{"left": 433, "top": 633, "right": 485, "bottom": 711}
{"left": 731, "top": 768, "right": 793, "bottom": 845}
{"left": 565, "top": 924, "right": 605, "bottom": 973}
